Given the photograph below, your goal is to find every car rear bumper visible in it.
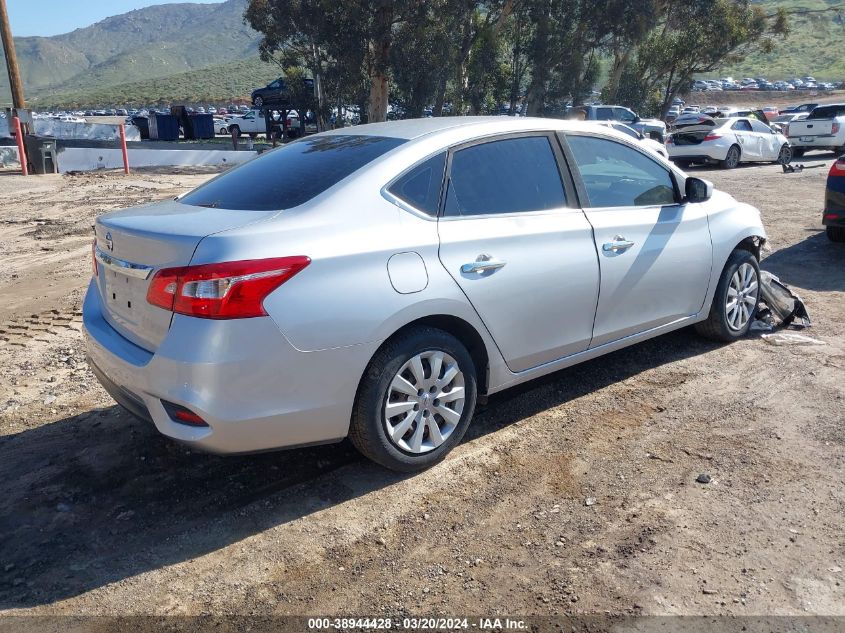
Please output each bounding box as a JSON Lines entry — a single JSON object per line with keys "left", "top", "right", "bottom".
{"left": 83, "top": 279, "right": 375, "bottom": 454}
{"left": 788, "top": 136, "right": 842, "bottom": 149}
{"left": 668, "top": 147, "right": 722, "bottom": 163}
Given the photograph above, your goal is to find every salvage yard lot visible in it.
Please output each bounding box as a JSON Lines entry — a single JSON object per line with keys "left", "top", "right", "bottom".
{"left": 0, "top": 160, "right": 842, "bottom": 616}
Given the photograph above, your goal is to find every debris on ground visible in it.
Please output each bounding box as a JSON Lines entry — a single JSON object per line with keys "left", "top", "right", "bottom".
{"left": 696, "top": 474, "right": 712, "bottom": 484}
{"left": 761, "top": 333, "right": 825, "bottom": 346}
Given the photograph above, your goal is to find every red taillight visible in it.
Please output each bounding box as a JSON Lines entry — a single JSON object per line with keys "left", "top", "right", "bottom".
{"left": 833, "top": 122, "right": 841, "bottom": 135}
{"left": 666, "top": 135, "right": 674, "bottom": 144}
{"left": 703, "top": 133, "right": 722, "bottom": 142}
{"left": 92, "top": 239, "right": 98, "bottom": 277}
{"left": 831, "top": 160, "right": 845, "bottom": 176}
{"left": 825, "top": 213, "right": 840, "bottom": 220}
{"left": 146, "top": 256, "right": 310, "bottom": 319}
{"left": 783, "top": 124, "right": 789, "bottom": 136}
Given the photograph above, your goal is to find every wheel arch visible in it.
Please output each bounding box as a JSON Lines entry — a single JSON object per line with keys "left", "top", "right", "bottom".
{"left": 363, "top": 314, "right": 491, "bottom": 397}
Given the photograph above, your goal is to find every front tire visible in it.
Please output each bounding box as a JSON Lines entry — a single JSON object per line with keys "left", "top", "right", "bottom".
{"left": 349, "top": 327, "right": 478, "bottom": 472}
{"left": 721, "top": 145, "right": 741, "bottom": 169}
{"left": 695, "top": 249, "right": 760, "bottom": 342}
{"left": 827, "top": 226, "right": 845, "bottom": 242}
{"left": 776, "top": 144, "right": 792, "bottom": 165}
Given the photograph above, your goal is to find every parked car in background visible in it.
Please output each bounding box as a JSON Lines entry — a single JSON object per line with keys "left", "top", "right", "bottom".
{"left": 787, "top": 103, "right": 845, "bottom": 156}
{"left": 83, "top": 117, "right": 767, "bottom": 471}
{"left": 824, "top": 155, "right": 845, "bottom": 242}
{"left": 780, "top": 103, "right": 818, "bottom": 115}
{"left": 770, "top": 112, "right": 809, "bottom": 136}
{"left": 251, "top": 76, "right": 315, "bottom": 108}
{"left": 667, "top": 117, "right": 792, "bottom": 168}
{"left": 580, "top": 104, "right": 667, "bottom": 141}
{"left": 762, "top": 107, "right": 779, "bottom": 122}
{"left": 594, "top": 121, "right": 667, "bottom": 157}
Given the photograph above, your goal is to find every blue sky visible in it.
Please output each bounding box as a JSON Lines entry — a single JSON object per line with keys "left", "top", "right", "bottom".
{"left": 7, "top": 0, "right": 227, "bottom": 37}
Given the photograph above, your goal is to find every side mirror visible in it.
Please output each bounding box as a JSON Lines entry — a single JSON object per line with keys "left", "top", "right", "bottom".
{"left": 685, "top": 177, "right": 713, "bottom": 203}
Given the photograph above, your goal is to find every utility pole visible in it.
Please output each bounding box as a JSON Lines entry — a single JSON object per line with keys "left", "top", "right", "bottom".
{"left": 0, "top": 0, "right": 26, "bottom": 109}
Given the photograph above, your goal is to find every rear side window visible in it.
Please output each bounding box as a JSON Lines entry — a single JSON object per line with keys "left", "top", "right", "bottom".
{"left": 566, "top": 135, "right": 676, "bottom": 208}
{"left": 180, "top": 135, "right": 406, "bottom": 211}
{"left": 809, "top": 105, "right": 845, "bottom": 119}
{"left": 732, "top": 120, "right": 753, "bottom": 132}
{"left": 443, "top": 136, "right": 567, "bottom": 217}
{"left": 387, "top": 152, "right": 446, "bottom": 216}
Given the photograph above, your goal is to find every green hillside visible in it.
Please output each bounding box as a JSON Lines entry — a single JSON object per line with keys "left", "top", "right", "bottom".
{"left": 34, "top": 57, "right": 282, "bottom": 107}
{"left": 0, "top": 0, "right": 260, "bottom": 106}
{"left": 717, "top": 0, "right": 845, "bottom": 80}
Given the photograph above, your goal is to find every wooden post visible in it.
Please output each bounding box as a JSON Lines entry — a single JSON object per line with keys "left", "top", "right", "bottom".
{"left": 119, "top": 124, "right": 130, "bottom": 174}
{"left": 12, "top": 115, "right": 26, "bottom": 176}
{"left": 0, "top": 0, "right": 26, "bottom": 109}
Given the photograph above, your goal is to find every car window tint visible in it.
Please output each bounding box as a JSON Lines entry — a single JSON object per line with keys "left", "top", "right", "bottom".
{"left": 388, "top": 152, "right": 447, "bottom": 216}
{"left": 750, "top": 120, "right": 773, "bottom": 133}
{"left": 612, "top": 123, "right": 639, "bottom": 139}
{"left": 443, "top": 136, "right": 566, "bottom": 217}
{"left": 180, "top": 135, "right": 406, "bottom": 211}
{"left": 566, "top": 135, "right": 676, "bottom": 208}
{"left": 809, "top": 105, "right": 845, "bottom": 119}
{"left": 596, "top": 108, "right": 614, "bottom": 120}
{"left": 732, "top": 120, "right": 753, "bottom": 132}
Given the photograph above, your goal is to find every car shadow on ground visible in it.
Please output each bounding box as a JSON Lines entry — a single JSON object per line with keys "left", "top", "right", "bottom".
{"left": 679, "top": 150, "right": 836, "bottom": 171}
{"left": 0, "top": 328, "right": 719, "bottom": 608}
{"left": 762, "top": 230, "right": 845, "bottom": 292}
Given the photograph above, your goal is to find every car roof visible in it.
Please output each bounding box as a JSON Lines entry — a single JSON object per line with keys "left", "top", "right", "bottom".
{"left": 319, "top": 116, "right": 604, "bottom": 141}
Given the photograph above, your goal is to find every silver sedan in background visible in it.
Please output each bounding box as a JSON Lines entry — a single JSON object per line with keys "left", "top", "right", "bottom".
{"left": 84, "top": 117, "right": 766, "bottom": 471}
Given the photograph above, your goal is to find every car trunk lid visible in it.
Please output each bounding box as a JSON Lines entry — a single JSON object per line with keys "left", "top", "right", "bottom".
{"left": 669, "top": 126, "right": 715, "bottom": 146}
{"left": 94, "top": 200, "right": 278, "bottom": 351}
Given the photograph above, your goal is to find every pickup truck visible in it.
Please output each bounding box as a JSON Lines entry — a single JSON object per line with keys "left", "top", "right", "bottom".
{"left": 579, "top": 105, "right": 667, "bottom": 141}
{"left": 787, "top": 104, "right": 845, "bottom": 156}
{"left": 221, "top": 109, "right": 309, "bottom": 139}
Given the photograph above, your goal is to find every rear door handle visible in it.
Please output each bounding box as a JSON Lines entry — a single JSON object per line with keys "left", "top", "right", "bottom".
{"left": 461, "top": 254, "right": 506, "bottom": 274}
{"left": 602, "top": 236, "right": 635, "bottom": 253}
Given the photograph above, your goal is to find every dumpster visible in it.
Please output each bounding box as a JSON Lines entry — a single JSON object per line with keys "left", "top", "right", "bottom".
{"left": 148, "top": 114, "right": 179, "bottom": 141}
{"left": 131, "top": 116, "right": 150, "bottom": 140}
{"left": 23, "top": 135, "right": 58, "bottom": 174}
{"left": 186, "top": 113, "right": 215, "bottom": 140}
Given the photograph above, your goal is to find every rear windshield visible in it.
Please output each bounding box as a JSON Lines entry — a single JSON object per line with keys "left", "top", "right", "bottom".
{"left": 180, "top": 135, "right": 406, "bottom": 211}
{"left": 808, "top": 105, "right": 845, "bottom": 119}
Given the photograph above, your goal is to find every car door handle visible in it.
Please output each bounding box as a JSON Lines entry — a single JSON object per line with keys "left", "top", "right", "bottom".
{"left": 461, "top": 255, "right": 506, "bottom": 274}
{"left": 602, "top": 236, "right": 635, "bottom": 253}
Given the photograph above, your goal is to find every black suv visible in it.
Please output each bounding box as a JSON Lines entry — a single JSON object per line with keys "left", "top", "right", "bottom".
{"left": 251, "top": 77, "right": 315, "bottom": 108}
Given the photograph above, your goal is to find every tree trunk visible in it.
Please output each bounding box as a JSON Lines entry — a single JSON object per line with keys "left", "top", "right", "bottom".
{"left": 433, "top": 74, "right": 447, "bottom": 116}
{"left": 367, "top": 3, "right": 393, "bottom": 123}
{"left": 606, "top": 48, "right": 632, "bottom": 103}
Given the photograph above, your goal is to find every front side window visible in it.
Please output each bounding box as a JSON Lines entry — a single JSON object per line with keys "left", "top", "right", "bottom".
{"left": 443, "top": 136, "right": 567, "bottom": 217}
{"left": 180, "top": 135, "right": 406, "bottom": 211}
{"left": 388, "top": 152, "right": 447, "bottom": 216}
{"left": 566, "top": 135, "right": 677, "bottom": 208}
{"left": 616, "top": 108, "right": 637, "bottom": 123}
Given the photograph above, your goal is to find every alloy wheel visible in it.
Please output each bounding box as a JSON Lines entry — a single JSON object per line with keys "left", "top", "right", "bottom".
{"left": 725, "top": 262, "right": 758, "bottom": 331}
{"left": 726, "top": 146, "right": 740, "bottom": 168}
{"left": 383, "top": 350, "right": 465, "bottom": 454}
{"left": 778, "top": 145, "right": 792, "bottom": 165}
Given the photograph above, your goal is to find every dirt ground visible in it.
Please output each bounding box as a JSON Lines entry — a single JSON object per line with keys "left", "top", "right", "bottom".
{"left": 0, "top": 155, "right": 842, "bottom": 620}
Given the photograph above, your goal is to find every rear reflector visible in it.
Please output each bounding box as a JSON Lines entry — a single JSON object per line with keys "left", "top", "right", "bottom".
{"left": 91, "top": 239, "right": 98, "bottom": 277}
{"left": 147, "top": 256, "right": 310, "bottom": 319}
{"left": 825, "top": 213, "right": 841, "bottom": 221}
{"left": 162, "top": 401, "right": 209, "bottom": 427}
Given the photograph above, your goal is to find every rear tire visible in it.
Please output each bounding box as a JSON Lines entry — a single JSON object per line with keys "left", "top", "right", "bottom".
{"left": 695, "top": 249, "right": 760, "bottom": 342}
{"left": 792, "top": 148, "right": 805, "bottom": 158}
{"left": 827, "top": 226, "right": 845, "bottom": 242}
{"left": 349, "top": 327, "right": 478, "bottom": 472}
{"left": 253, "top": 96, "right": 264, "bottom": 108}
{"left": 721, "top": 145, "right": 741, "bottom": 169}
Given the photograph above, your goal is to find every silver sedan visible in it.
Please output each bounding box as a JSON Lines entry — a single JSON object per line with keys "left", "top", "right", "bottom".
{"left": 84, "top": 117, "right": 766, "bottom": 471}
